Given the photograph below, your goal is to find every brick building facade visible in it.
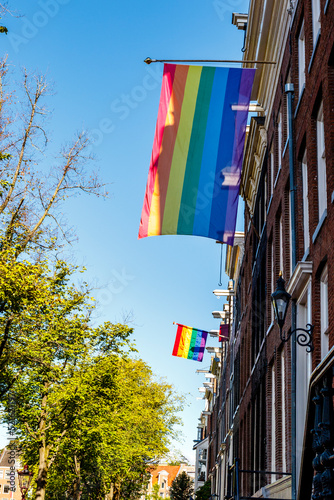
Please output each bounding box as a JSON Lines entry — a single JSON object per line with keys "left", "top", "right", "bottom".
{"left": 196, "top": 1, "right": 334, "bottom": 499}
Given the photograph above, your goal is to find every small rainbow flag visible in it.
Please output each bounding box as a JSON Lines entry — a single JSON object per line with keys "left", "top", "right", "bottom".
{"left": 172, "top": 323, "right": 208, "bottom": 362}
{"left": 138, "top": 64, "right": 255, "bottom": 244}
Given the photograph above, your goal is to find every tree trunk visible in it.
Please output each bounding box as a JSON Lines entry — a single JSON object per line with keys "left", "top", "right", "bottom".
{"left": 35, "top": 437, "right": 48, "bottom": 500}
{"left": 105, "top": 482, "right": 114, "bottom": 500}
{"left": 72, "top": 455, "right": 82, "bottom": 500}
{"left": 113, "top": 482, "right": 121, "bottom": 500}
{"left": 35, "top": 382, "right": 50, "bottom": 500}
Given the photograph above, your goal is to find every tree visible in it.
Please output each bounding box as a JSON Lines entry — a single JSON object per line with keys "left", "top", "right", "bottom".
{"left": 150, "top": 483, "right": 160, "bottom": 500}
{"left": 170, "top": 472, "right": 194, "bottom": 500}
{"left": 1, "top": 261, "right": 135, "bottom": 500}
{"left": 0, "top": 54, "right": 108, "bottom": 399}
{"left": 0, "top": 2, "right": 11, "bottom": 34}
{"left": 195, "top": 480, "right": 211, "bottom": 500}
{"left": 43, "top": 357, "right": 184, "bottom": 500}
{"left": 0, "top": 56, "right": 106, "bottom": 270}
{"left": 0, "top": 54, "right": 106, "bottom": 396}
{"left": 2, "top": 284, "right": 184, "bottom": 500}
{"left": 167, "top": 451, "right": 190, "bottom": 466}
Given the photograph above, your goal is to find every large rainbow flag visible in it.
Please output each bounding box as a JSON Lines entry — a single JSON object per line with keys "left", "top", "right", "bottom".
{"left": 172, "top": 323, "right": 208, "bottom": 362}
{"left": 138, "top": 64, "right": 255, "bottom": 244}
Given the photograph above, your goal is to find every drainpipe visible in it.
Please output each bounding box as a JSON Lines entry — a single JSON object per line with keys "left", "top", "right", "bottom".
{"left": 285, "top": 83, "right": 297, "bottom": 500}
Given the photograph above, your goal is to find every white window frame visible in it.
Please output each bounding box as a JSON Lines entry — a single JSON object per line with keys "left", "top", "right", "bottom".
{"left": 298, "top": 22, "right": 305, "bottom": 94}
{"left": 270, "top": 149, "right": 274, "bottom": 198}
{"left": 302, "top": 151, "right": 309, "bottom": 253}
{"left": 279, "top": 215, "right": 284, "bottom": 276}
{"left": 289, "top": 195, "right": 292, "bottom": 277}
{"left": 320, "top": 265, "right": 329, "bottom": 360}
{"left": 317, "top": 103, "right": 327, "bottom": 220}
{"left": 296, "top": 281, "right": 312, "bottom": 487}
{"left": 271, "top": 364, "right": 276, "bottom": 482}
{"left": 281, "top": 350, "right": 286, "bottom": 473}
{"left": 271, "top": 245, "right": 275, "bottom": 322}
{"left": 264, "top": 173, "right": 267, "bottom": 223}
{"left": 278, "top": 111, "right": 282, "bottom": 169}
{"left": 311, "top": 0, "right": 321, "bottom": 46}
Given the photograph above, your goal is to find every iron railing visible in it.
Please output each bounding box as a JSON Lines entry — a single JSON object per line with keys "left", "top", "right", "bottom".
{"left": 226, "top": 458, "right": 292, "bottom": 500}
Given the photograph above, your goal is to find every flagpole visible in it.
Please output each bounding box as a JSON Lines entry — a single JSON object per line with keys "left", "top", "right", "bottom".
{"left": 144, "top": 57, "right": 276, "bottom": 65}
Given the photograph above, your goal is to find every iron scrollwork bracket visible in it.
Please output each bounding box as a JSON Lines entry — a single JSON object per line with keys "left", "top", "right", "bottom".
{"left": 280, "top": 324, "right": 314, "bottom": 352}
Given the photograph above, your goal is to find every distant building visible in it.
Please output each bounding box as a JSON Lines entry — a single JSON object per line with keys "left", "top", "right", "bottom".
{"left": 142, "top": 463, "right": 195, "bottom": 499}
{"left": 0, "top": 447, "right": 21, "bottom": 500}
{"left": 193, "top": 426, "right": 209, "bottom": 491}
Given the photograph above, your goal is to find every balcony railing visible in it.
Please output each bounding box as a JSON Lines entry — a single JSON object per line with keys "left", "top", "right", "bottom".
{"left": 226, "top": 459, "right": 291, "bottom": 500}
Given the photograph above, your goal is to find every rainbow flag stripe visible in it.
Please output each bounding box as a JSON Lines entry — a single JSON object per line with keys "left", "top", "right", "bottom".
{"left": 138, "top": 64, "right": 255, "bottom": 244}
{"left": 172, "top": 324, "right": 208, "bottom": 362}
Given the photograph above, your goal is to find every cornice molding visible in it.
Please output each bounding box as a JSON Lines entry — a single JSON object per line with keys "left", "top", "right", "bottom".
{"left": 241, "top": 117, "right": 267, "bottom": 214}
{"left": 287, "top": 261, "right": 313, "bottom": 299}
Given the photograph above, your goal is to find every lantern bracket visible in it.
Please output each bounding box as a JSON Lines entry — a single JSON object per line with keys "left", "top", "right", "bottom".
{"left": 280, "top": 324, "right": 314, "bottom": 352}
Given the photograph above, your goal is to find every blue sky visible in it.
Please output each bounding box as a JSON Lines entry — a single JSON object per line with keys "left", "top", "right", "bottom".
{"left": 1, "top": 0, "right": 250, "bottom": 462}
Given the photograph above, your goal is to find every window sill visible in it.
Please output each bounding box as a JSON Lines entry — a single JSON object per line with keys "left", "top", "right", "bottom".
{"left": 312, "top": 209, "right": 327, "bottom": 243}
{"left": 294, "top": 84, "right": 305, "bottom": 118}
{"left": 308, "top": 30, "right": 321, "bottom": 74}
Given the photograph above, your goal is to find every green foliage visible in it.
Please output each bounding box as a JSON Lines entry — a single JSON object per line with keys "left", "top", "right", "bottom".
{"left": 150, "top": 483, "right": 160, "bottom": 500}
{"left": 167, "top": 451, "right": 190, "bottom": 466}
{"left": 170, "top": 471, "right": 194, "bottom": 500}
{"left": 0, "top": 260, "right": 184, "bottom": 499}
{"left": 43, "top": 356, "right": 183, "bottom": 498}
{"left": 195, "top": 480, "right": 211, "bottom": 500}
{"left": 0, "top": 48, "right": 185, "bottom": 500}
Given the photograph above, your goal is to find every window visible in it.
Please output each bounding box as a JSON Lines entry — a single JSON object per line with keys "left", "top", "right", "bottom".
{"left": 271, "top": 244, "right": 275, "bottom": 322}
{"left": 316, "top": 103, "right": 327, "bottom": 220}
{"left": 311, "top": 0, "right": 321, "bottom": 46}
{"left": 279, "top": 215, "right": 284, "bottom": 275}
{"left": 302, "top": 151, "right": 309, "bottom": 253}
{"left": 271, "top": 364, "right": 276, "bottom": 482}
{"left": 278, "top": 111, "right": 282, "bottom": 169}
{"left": 270, "top": 149, "right": 274, "bottom": 198}
{"left": 298, "top": 22, "right": 306, "bottom": 94}
{"left": 161, "top": 481, "right": 165, "bottom": 489}
{"left": 0, "top": 471, "right": 3, "bottom": 478}
{"left": 281, "top": 351, "right": 286, "bottom": 473}
{"left": 3, "top": 485, "right": 9, "bottom": 493}
{"left": 320, "top": 266, "right": 329, "bottom": 359}
{"left": 288, "top": 193, "right": 292, "bottom": 276}
{"left": 264, "top": 173, "right": 267, "bottom": 223}
{"left": 285, "top": 72, "right": 291, "bottom": 145}
{"left": 296, "top": 282, "right": 312, "bottom": 487}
